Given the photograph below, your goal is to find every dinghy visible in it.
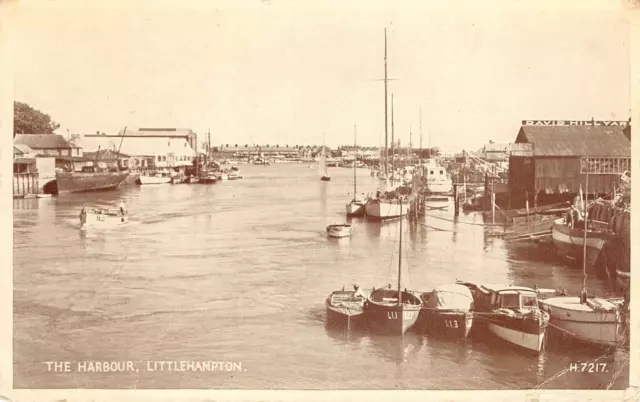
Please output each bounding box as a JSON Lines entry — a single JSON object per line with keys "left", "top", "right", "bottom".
{"left": 325, "top": 285, "right": 368, "bottom": 328}
{"left": 326, "top": 224, "right": 352, "bottom": 238}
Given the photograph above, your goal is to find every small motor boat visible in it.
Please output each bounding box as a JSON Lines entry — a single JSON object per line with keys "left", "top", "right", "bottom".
{"left": 80, "top": 206, "right": 128, "bottom": 229}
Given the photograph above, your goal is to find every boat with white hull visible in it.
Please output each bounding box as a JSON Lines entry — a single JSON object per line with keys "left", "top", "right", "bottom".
{"left": 138, "top": 172, "right": 171, "bottom": 185}
{"left": 345, "top": 125, "right": 367, "bottom": 217}
{"left": 79, "top": 206, "right": 128, "bottom": 229}
{"left": 459, "top": 282, "right": 549, "bottom": 353}
{"left": 538, "top": 296, "right": 621, "bottom": 346}
{"left": 551, "top": 217, "right": 607, "bottom": 264}
{"left": 423, "top": 160, "right": 453, "bottom": 194}
{"left": 365, "top": 196, "right": 409, "bottom": 220}
{"left": 326, "top": 224, "right": 353, "bottom": 238}
{"left": 346, "top": 198, "right": 367, "bottom": 217}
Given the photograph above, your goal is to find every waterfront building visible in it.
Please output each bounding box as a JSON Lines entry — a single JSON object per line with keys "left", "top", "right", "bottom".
{"left": 14, "top": 134, "right": 83, "bottom": 158}
{"left": 212, "top": 144, "right": 301, "bottom": 158}
{"left": 117, "top": 127, "right": 198, "bottom": 152}
{"left": 339, "top": 146, "right": 381, "bottom": 159}
{"left": 79, "top": 134, "right": 195, "bottom": 170}
{"left": 83, "top": 149, "right": 130, "bottom": 171}
{"left": 508, "top": 120, "right": 631, "bottom": 207}
{"left": 14, "top": 134, "right": 85, "bottom": 171}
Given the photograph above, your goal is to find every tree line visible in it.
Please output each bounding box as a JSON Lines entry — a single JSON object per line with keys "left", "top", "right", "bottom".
{"left": 13, "top": 101, "right": 60, "bottom": 136}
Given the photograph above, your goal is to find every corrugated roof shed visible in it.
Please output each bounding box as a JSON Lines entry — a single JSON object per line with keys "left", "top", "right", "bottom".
{"left": 14, "top": 134, "right": 72, "bottom": 149}
{"left": 515, "top": 125, "right": 630, "bottom": 157}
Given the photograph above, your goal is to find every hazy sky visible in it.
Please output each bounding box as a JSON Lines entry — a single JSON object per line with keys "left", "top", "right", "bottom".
{"left": 9, "top": 0, "right": 632, "bottom": 151}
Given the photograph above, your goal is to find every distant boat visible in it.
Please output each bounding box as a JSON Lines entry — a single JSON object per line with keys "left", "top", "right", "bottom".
{"left": 228, "top": 171, "right": 243, "bottom": 180}
{"left": 139, "top": 170, "right": 172, "bottom": 185}
{"left": 79, "top": 206, "right": 128, "bottom": 229}
{"left": 185, "top": 175, "right": 200, "bottom": 184}
{"left": 55, "top": 167, "right": 129, "bottom": 193}
{"left": 423, "top": 159, "right": 453, "bottom": 194}
{"left": 364, "top": 198, "right": 422, "bottom": 334}
{"left": 346, "top": 124, "right": 366, "bottom": 217}
{"left": 416, "top": 283, "right": 474, "bottom": 340}
{"left": 326, "top": 223, "right": 352, "bottom": 238}
{"left": 199, "top": 171, "right": 218, "bottom": 184}
{"left": 318, "top": 139, "right": 330, "bottom": 181}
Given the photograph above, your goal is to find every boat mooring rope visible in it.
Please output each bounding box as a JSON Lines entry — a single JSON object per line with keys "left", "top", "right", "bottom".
{"left": 418, "top": 209, "right": 502, "bottom": 227}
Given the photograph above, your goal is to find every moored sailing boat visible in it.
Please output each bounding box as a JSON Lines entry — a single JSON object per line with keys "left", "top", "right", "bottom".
{"left": 551, "top": 187, "right": 607, "bottom": 265}
{"left": 319, "top": 135, "right": 331, "bottom": 181}
{"left": 365, "top": 94, "right": 409, "bottom": 220}
{"left": 364, "top": 200, "right": 422, "bottom": 334}
{"left": 540, "top": 157, "right": 624, "bottom": 347}
{"left": 346, "top": 124, "right": 366, "bottom": 217}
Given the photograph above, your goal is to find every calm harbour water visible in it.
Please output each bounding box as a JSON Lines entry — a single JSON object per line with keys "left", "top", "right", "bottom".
{"left": 13, "top": 163, "right": 629, "bottom": 389}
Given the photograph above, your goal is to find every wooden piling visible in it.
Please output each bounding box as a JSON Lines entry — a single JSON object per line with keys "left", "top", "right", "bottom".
{"left": 453, "top": 184, "right": 459, "bottom": 216}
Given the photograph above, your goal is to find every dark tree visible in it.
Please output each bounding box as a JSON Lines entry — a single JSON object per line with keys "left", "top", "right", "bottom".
{"left": 14, "top": 101, "right": 60, "bottom": 136}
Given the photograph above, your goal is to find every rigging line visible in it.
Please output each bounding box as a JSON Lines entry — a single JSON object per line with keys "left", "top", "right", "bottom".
{"left": 606, "top": 356, "right": 629, "bottom": 390}
{"left": 533, "top": 337, "right": 619, "bottom": 389}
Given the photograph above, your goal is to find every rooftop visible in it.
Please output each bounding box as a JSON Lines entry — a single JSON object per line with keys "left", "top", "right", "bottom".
{"left": 515, "top": 125, "right": 630, "bottom": 157}
{"left": 14, "top": 134, "right": 73, "bottom": 150}
{"left": 14, "top": 144, "right": 34, "bottom": 154}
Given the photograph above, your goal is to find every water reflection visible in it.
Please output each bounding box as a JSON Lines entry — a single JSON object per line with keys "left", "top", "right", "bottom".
{"left": 365, "top": 332, "right": 423, "bottom": 364}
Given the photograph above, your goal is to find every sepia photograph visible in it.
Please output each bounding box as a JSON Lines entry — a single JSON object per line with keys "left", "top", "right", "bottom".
{"left": 2, "top": 0, "right": 638, "bottom": 400}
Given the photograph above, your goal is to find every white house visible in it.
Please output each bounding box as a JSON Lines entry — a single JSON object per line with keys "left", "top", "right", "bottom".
{"left": 79, "top": 135, "right": 195, "bottom": 169}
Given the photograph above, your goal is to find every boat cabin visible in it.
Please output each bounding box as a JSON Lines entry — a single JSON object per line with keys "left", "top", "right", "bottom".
{"left": 460, "top": 283, "right": 540, "bottom": 312}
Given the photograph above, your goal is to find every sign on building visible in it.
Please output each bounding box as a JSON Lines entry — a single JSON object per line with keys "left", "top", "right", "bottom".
{"left": 522, "top": 120, "right": 629, "bottom": 127}
{"left": 510, "top": 143, "right": 533, "bottom": 156}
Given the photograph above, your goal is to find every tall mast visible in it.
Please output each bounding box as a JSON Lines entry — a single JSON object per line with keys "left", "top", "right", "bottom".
{"left": 207, "top": 129, "right": 211, "bottom": 163}
{"left": 391, "top": 94, "right": 395, "bottom": 176}
{"left": 384, "top": 28, "right": 389, "bottom": 177}
{"left": 398, "top": 200, "right": 403, "bottom": 305}
{"left": 409, "top": 125, "right": 412, "bottom": 165}
{"left": 581, "top": 157, "right": 589, "bottom": 302}
{"left": 419, "top": 107, "right": 423, "bottom": 168}
{"left": 353, "top": 124, "right": 357, "bottom": 196}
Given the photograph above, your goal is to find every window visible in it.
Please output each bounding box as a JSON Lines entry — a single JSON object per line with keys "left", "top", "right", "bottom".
{"left": 157, "top": 155, "right": 161, "bottom": 162}
{"left": 499, "top": 293, "right": 520, "bottom": 309}
{"left": 522, "top": 295, "right": 537, "bottom": 308}
{"left": 581, "top": 157, "right": 630, "bottom": 174}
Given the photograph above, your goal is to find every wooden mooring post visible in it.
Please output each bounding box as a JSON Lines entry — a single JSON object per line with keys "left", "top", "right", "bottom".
{"left": 13, "top": 173, "right": 40, "bottom": 197}
{"left": 453, "top": 184, "right": 460, "bottom": 216}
